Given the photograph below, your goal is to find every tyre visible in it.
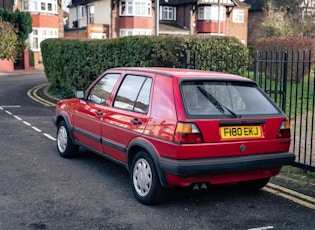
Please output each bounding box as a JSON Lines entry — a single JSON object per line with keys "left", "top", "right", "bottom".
{"left": 56, "top": 120, "right": 79, "bottom": 158}
{"left": 238, "top": 177, "right": 270, "bottom": 190}
{"left": 131, "top": 151, "right": 164, "bottom": 205}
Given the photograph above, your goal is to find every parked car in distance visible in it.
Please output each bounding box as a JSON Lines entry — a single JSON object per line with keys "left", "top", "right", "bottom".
{"left": 53, "top": 67, "right": 295, "bottom": 204}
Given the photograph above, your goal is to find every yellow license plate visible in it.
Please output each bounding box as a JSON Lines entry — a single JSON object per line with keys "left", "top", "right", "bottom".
{"left": 220, "top": 126, "right": 261, "bottom": 139}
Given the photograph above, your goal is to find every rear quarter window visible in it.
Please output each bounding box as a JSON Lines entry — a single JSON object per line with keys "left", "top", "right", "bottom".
{"left": 181, "top": 81, "right": 280, "bottom": 118}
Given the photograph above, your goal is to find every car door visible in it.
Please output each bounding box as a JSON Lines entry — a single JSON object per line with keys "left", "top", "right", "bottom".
{"left": 73, "top": 72, "right": 121, "bottom": 153}
{"left": 102, "top": 73, "right": 153, "bottom": 163}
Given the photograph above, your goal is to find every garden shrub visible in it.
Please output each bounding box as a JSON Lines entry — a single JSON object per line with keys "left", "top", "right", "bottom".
{"left": 41, "top": 35, "right": 248, "bottom": 97}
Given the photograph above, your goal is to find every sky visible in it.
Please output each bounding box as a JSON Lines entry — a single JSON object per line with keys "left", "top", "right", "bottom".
{"left": 62, "top": 0, "right": 71, "bottom": 12}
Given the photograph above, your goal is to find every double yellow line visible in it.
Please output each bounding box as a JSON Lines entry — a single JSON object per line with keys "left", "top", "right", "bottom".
{"left": 264, "top": 183, "right": 315, "bottom": 210}
{"left": 27, "top": 83, "right": 57, "bottom": 107}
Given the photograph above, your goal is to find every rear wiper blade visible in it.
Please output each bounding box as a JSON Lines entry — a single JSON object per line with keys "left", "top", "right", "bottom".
{"left": 197, "top": 86, "right": 238, "bottom": 118}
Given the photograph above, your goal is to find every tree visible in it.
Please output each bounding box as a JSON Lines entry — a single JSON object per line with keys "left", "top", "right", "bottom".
{"left": 0, "top": 8, "right": 32, "bottom": 43}
{"left": 262, "top": 0, "right": 315, "bottom": 37}
{"left": 15, "top": 9, "right": 33, "bottom": 42}
{"left": 0, "top": 20, "right": 18, "bottom": 61}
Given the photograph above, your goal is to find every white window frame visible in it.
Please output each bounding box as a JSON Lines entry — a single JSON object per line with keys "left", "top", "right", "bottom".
{"left": 119, "top": 29, "right": 151, "bottom": 37}
{"left": 78, "top": 5, "right": 85, "bottom": 19}
{"left": 22, "top": 0, "right": 57, "bottom": 14}
{"left": 28, "top": 28, "right": 58, "bottom": 51}
{"left": 198, "top": 6, "right": 211, "bottom": 20}
{"left": 198, "top": 5, "right": 226, "bottom": 21}
{"left": 233, "top": 9, "right": 244, "bottom": 23}
{"left": 161, "top": 6, "right": 176, "bottom": 20}
{"left": 89, "top": 5, "right": 95, "bottom": 23}
{"left": 120, "top": 0, "right": 151, "bottom": 17}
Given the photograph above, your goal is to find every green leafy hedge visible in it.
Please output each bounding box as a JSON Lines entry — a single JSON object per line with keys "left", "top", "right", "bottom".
{"left": 41, "top": 35, "right": 248, "bottom": 97}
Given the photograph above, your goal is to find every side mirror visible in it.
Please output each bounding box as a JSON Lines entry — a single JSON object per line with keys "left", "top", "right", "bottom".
{"left": 76, "top": 91, "right": 85, "bottom": 99}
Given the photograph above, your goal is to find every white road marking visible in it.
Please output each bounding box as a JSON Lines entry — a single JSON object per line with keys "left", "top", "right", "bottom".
{"left": 2, "top": 107, "right": 55, "bottom": 142}
{"left": 32, "top": 126, "right": 42, "bottom": 132}
{"left": 0, "top": 105, "right": 21, "bottom": 108}
{"left": 43, "top": 133, "right": 56, "bottom": 141}
{"left": 248, "top": 226, "right": 274, "bottom": 230}
{"left": 23, "top": 121, "right": 31, "bottom": 126}
{"left": 13, "top": 115, "right": 22, "bottom": 121}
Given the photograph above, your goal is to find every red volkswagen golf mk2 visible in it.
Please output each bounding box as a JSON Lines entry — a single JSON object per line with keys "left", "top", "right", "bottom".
{"left": 53, "top": 67, "right": 295, "bottom": 204}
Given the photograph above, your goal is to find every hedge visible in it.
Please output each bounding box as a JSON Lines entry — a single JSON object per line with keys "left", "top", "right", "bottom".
{"left": 41, "top": 35, "right": 248, "bottom": 97}
{"left": 256, "top": 36, "right": 315, "bottom": 83}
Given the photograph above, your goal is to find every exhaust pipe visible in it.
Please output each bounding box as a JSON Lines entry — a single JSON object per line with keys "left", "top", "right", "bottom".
{"left": 200, "top": 183, "right": 207, "bottom": 191}
{"left": 192, "top": 184, "right": 199, "bottom": 192}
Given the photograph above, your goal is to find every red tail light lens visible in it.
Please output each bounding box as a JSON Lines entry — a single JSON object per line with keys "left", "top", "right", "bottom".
{"left": 174, "top": 122, "right": 203, "bottom": 144}
{"left": 277, "top": 120, "right": 291, "bottom": 138}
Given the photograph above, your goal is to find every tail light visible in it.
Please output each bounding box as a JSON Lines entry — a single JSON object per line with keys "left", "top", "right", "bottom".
{"left": 277, "top": 120, "right": 291, "bottom": 138}
{"left": 174, "top": 122, "right": 203, "bottom": 144}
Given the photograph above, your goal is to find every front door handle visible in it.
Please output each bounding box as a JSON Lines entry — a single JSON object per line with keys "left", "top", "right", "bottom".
{"left": 130, "top": 118, "right": 142, "bottom": 125}
{"left": 95, "top": 110, "right": 103, "bottom": 116}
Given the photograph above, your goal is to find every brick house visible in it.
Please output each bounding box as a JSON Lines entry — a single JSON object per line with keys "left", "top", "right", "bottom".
{"left": 0, "top": 0, "right": 64, "bottom": 69}
{"left": 66, "top": 0, "right": 250, "bottom": 45}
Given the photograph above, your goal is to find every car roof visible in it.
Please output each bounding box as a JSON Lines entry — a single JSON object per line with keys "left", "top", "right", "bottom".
{"left": 110, "top": 67, "right": 253, "bottom": 82}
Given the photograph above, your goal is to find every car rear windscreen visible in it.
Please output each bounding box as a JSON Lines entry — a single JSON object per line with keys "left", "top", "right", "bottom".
{"left": 181, "top": 81, "right": 280, "bottom": 118}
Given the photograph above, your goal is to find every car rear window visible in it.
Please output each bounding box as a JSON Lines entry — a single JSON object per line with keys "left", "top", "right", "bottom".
{"left": 181, "top": 81, "right": 280, "bottom": 118}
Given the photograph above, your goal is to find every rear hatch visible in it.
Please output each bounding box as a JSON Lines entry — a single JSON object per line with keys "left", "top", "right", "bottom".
{"left": 176, "top": 79, "right": 291, "bottom": 159}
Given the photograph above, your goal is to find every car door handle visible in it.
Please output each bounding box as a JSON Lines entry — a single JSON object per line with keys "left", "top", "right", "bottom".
{"left": 130, "top": 118, "right": 142, "bottom": 125}
{"left": 95, "top": 110, "right": 103, "bottom": 115}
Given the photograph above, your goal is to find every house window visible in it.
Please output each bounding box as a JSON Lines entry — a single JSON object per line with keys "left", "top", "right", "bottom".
{"left": 78, "top": 5, "right": 85, "bottom": 19}
{"left": 41, "top": 2, "right": 46, "bottom": 10}
{"left": 47, "top": 3, "right": 52, "bottom": 11}
{"left": 120, "top": 29, "right": 151, "bottom": 37}
{"left": 23, "top": 0, "right": 29, "bottom": 10}
{"left": 89, "top": 5, "right": 95, "bottom": 23}
{"left": 120, "top": 0, "right": 151, "bottom": 16}
{"left": 22, "top": 0, "right": 56, "bottom": 13}
{"left": 161, "top": 6, "right": 175, "bottom": 20}
{"left": 198, "top": 5, "right": 226, "bottom": 21}
{"left": 28, "top": 28, "right": 58, "bottom": 51}
{"left": 233, "top": 9, "right": 244, "bottom": 23}
{"left": 198, "top": 6, "right": 211, "bottom": 20}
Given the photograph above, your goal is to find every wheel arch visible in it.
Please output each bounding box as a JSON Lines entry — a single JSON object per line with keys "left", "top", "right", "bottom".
{"left": 55, "top": 112, "right": 76, "bottom": 144}
{"left": 126, "top": 138, "right": 170, "bottom": 188}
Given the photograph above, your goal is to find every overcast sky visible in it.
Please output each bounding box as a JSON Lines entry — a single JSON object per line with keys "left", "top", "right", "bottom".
{"left": 63, "top": 0, "right": 71, "bottom": 12}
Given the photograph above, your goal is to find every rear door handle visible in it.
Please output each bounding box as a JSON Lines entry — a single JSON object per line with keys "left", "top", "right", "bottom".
{"left": 130, "top": 118, "right": 142, "bottom": 125}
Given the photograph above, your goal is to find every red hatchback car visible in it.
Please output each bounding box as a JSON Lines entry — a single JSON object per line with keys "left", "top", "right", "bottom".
{"left": 54, "top": 67, "right": 294, "bottom": 204}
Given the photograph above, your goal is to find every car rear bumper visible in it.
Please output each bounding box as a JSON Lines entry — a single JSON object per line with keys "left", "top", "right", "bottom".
{"left": 159, "top": 151, "right": 295, "bottom": 176}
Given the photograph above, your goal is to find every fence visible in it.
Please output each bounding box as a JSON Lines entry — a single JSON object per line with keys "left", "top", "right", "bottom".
{"left": 183, "top": 50, "right": 315, "bottom": 171}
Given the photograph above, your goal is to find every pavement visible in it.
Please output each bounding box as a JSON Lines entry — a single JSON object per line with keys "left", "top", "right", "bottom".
{"left": 0, "top": 69, "right": 45, "bottom": 76}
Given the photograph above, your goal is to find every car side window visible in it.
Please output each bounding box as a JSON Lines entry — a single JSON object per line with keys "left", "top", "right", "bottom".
{"left": 114, "top": 75, "right": 152, "bottom": 114}
{"left": 88, "top": 73, "right": 120, "bottom": 105}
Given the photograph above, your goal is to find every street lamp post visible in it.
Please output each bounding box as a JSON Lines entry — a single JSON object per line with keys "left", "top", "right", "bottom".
{"left": 155, "top": 0, "right": 159, "bottom": 36}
